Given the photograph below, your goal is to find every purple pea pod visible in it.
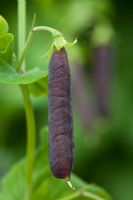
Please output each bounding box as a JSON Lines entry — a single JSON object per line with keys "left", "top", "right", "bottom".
{"left": 48, "top": 48, "right": 74, "bottom": 180}
{"left": 93, "top": 45, "right": 112, "bottom": 117}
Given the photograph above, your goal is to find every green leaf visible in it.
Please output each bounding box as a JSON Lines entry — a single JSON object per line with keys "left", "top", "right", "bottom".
{"left": 28, "top": 77, "right": 48, "bottom": 96}
{"left": 0, "top": 148, "right": 49, "bottom": 200}
{"left": 0, "top": 59, "right": 48, "bottom": 85}
{"left": 0, "top": 146, "right": 112, "bottom": 200}
{"left": 0, "top": 33, "right": 14, "bottom": 65}
{"left": 0, "top": 16, "right": 8, "bottom": 35}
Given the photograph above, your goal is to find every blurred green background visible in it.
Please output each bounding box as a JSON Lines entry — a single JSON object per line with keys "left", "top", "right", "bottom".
{"left": 0, "top": 0, "right": 133, "bottom": 200}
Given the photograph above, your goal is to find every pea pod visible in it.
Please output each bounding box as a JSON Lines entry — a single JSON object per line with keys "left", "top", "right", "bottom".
{"left": 48, "top": 47, "right": 74, "bottom": 180}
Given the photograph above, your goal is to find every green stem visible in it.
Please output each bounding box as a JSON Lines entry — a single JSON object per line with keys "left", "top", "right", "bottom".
{"left": 18, "top": 0, "right": 26, "bottom": 71}
{"left": 32, "top": 26, "right": 62, "bottom": 37}
{"left": 18, "top": 1, "right": 36, "bottom": 200}
{"left": 17, "top": 14, "right": 36, "bottom": 72}
{"left": 17, "top": 24, "right": 66, "bottom": 71}
{"left": 17, "top": 28, "right": 33, "bottom": 71}
{"left": 21, "top": 85, "right": 36, "bottom": 200}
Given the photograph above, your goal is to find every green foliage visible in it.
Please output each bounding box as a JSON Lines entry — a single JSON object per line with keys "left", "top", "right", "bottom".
{"left": 0, "top": 146, "right": 111, "bottom": 200}
{"left": 0, "top": 59, "right": 48, "bottom": 85}
{"left": 28, "top": 77, "right": 48, "bottom": 96}
{"left": 0, "top": 16, "right": 14, "bottom": 66}
{"left": 0, "top": 33, "right": 14, "bottom": 65}
{"left": 0, "top": 16, "right": 48, "bottom": 87}
{"left": 0, "top": 16, "right": 8, "bottom": 35}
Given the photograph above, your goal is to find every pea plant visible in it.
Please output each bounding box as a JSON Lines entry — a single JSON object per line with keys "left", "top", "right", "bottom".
{"left": 0, "top": 0, "right": 112, "bottom": 200}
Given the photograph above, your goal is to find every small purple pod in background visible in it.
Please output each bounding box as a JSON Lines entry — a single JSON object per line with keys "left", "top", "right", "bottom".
{"left": 48, "top": 48, "right": 74, "bottom": 180}
{"left": 93, "top": 45, "right": 112, "bottom": 117}
{"left": 72, "top": 63, "right": 94, "bottom": 131}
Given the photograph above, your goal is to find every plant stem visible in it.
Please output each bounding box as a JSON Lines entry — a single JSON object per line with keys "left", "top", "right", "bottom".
{"left": 17, "top": 28, "right": 34, "bottom": 71}
{"left": 21, "top": 85, "right": 36, "bottom": 200}
{"left": 17, "top": 14, "right": 36, "bottom": 72}
{"left": 17, "top": 24, "right": 67, "bottom": 70}
{"left": 32, "top": 26, "right": 62, "bottom": 37}
{"left": 18, "top": 0, "right": 26, "bottom": 71}
{"left": 18, "top": 1, "right": 36, "bottom": 200}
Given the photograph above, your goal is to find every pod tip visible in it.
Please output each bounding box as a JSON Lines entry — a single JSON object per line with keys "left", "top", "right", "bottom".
{"left": 65, "top": 177, "right": 76, "bottom": 190}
